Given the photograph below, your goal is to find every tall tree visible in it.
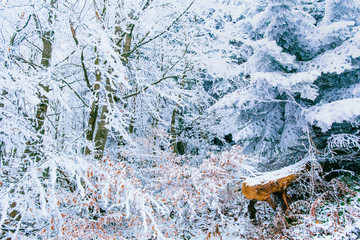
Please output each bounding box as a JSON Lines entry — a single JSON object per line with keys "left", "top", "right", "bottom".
{"left": 206, "top": 0, "right": 360, "bottom": 166}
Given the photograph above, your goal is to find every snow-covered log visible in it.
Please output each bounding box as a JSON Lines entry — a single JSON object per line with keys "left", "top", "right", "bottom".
{"left": 242, "top": 159, "right": 311, "bottom": 218}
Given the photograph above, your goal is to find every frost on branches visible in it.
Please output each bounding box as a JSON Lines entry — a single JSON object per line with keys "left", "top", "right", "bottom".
{"left": 1, "top": 0, "right": 360, "bottom": 239}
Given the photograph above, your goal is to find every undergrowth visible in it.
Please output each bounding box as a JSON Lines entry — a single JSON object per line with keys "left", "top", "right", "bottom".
{"left": 200, "top": 172, "right": 360, "bottom": 240}
{"left": 236, "top": 174, "right": 360, "bottom": 240}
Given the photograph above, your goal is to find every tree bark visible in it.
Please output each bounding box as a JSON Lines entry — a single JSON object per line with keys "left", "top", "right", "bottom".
{"left": 170, "top": 108, "right": 178, "bottom": 154}
{"left": 93, "top": 79, "right": 114, "bottom": 160}
{"left": 34, "top": 0, "right": 56, "bottom": 134}
{"left": 34, "top": 31, "right": 53, "bottom": 134}
{"left": 85, "top": 50, "right": 101, "bottom": 156}
{"left": 122, "top": 23, "right": 134, "bottom": 61}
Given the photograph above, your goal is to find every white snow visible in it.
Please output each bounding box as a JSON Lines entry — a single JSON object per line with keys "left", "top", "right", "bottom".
{"left": 306, "top": 98, "right": 360, "bottom": 132}
{"left": 244, "top": 158, "right": 310, "bottom": 186}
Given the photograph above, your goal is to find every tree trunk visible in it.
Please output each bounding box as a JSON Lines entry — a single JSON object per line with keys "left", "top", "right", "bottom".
{"left": 34, "top": 30, "right": 53, "bottom": 134}
{"left": 86, "top": 4, "right": 135, "bottom": 159}
{"left": 34, "top": 1, "right": 56, "bottom": 134}
{"left": 85, "top": 50, "right": 101, "bottom": 155}
{"left": 93, "top": 78, "right": 115, "bottom": 160}
{"left": 123, "top": 23, "right": 134, "bottom": 61}
{"left": 170, "top": 108, "right": 178, "bottom": 154}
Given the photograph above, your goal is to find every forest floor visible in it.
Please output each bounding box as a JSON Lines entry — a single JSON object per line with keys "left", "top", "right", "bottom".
{"left": 200, "top": 174, "right": 360, "bottom": 240}
{"left": 245, "top": 175, "right": 360, "bottom": 240}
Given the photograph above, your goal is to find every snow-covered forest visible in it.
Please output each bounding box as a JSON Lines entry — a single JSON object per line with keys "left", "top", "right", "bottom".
{"left": 1, "top": 0, "right": 360, "bottom": 239}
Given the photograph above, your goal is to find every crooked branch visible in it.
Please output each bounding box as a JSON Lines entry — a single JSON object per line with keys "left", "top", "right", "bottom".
{"left": 121, "top": 1, "right": 194, "bottom": 58}
{"left": 122, "top": 44, "right": 191, "bottom": 100}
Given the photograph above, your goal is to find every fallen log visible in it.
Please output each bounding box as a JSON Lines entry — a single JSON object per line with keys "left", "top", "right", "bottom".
{"left": 242, "top": 159, "right": 311, "bottom": 219}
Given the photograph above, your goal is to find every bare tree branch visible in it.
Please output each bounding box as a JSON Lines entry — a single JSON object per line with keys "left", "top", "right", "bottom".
{"left": 69, "top": 21, "right": 92, "bottom": 91}
{"left": 61, "top": 79, "right": 89, "bottom": 107}
{"left": 121, "top": 44, "right": 191, "bottom": 100}
{"left": 121, "top": 1, "right": 194, "bottom": 58}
